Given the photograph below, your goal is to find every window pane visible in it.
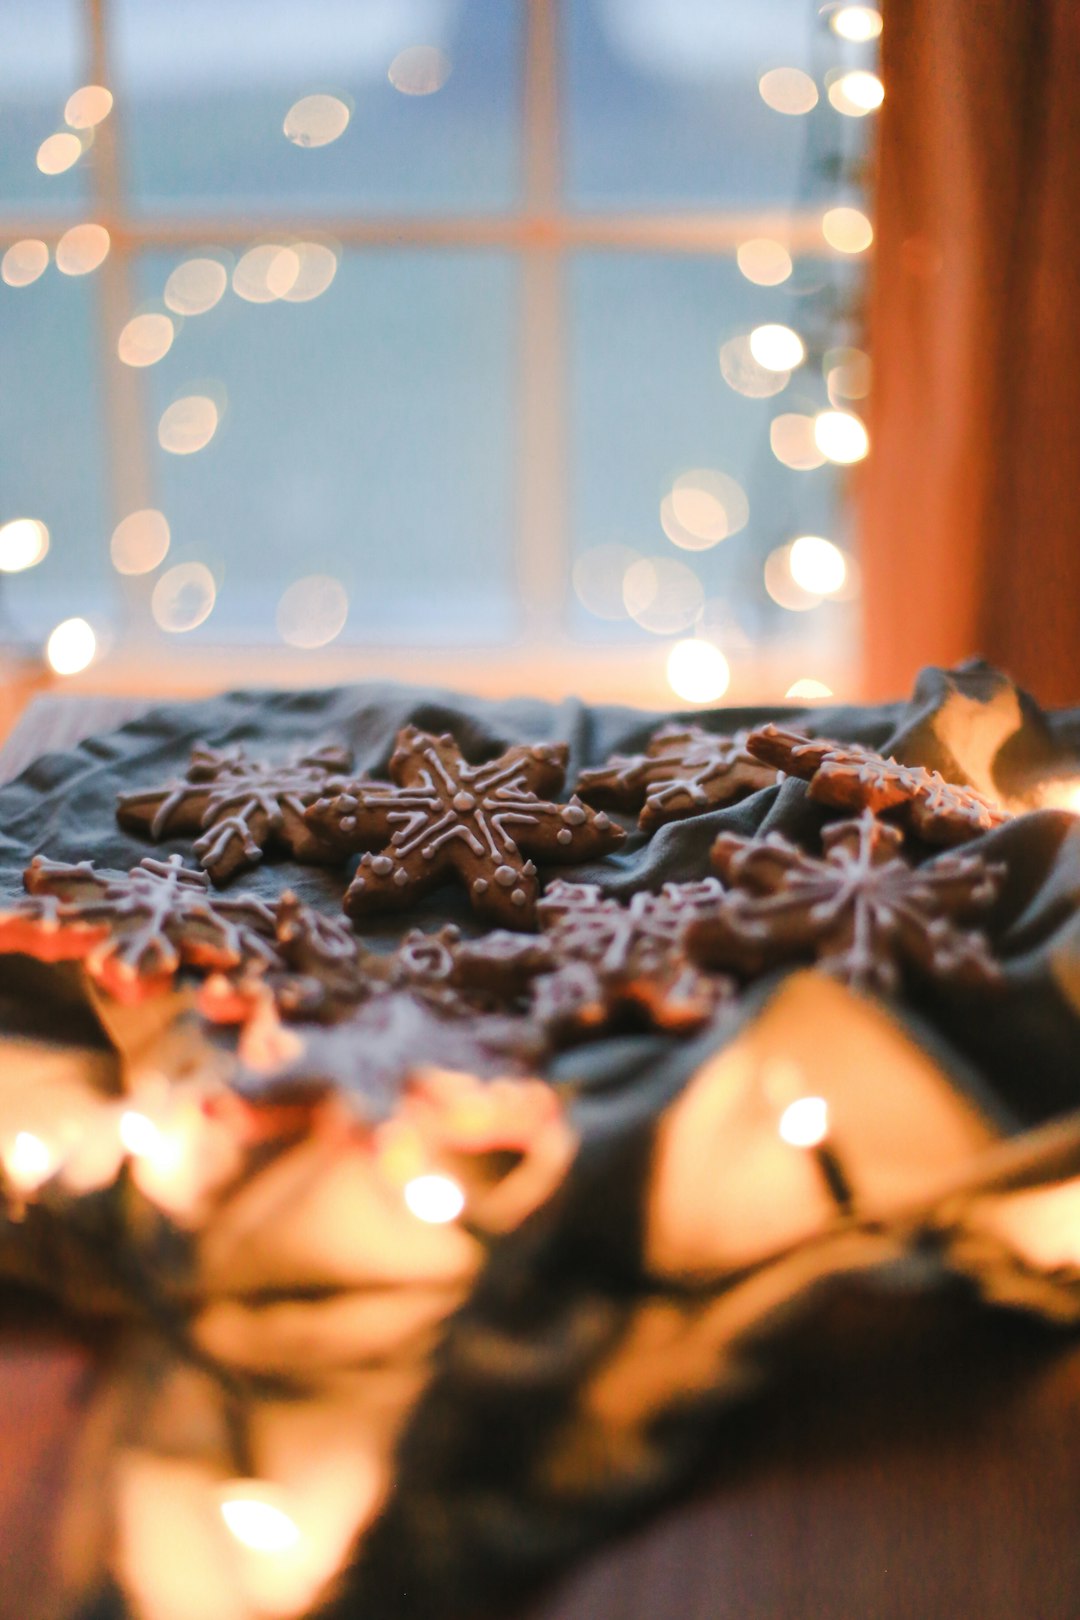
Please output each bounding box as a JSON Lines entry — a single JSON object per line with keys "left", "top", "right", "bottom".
{"left": 133, "top": 248, "right": 519, "bottom": 644}
{"left": 113, "top": 0, "right": 523, "bottom": 217}
{"left": 0, "top": 0, "right": 91, "bottom": 216}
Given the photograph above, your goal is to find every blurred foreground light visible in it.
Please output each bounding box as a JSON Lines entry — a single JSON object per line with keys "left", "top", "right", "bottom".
{"left": 36, "top": 132, "right": 82, "bottom": 175}
{"left": 0, "top": 518, "right": 49, "bottom": 572}
{"left": 789, "top": 535, "right": 847, "bottom": 596}
{"left": 764, "top": 546, "right": 822, "bottom": 612}
{"left": 572, "top": 543, "right": 640, "bottom": 620}
{"left": 828, "top": 69, "right": 884, "bottom": 115}
{"left": 667, "top": 639, "right": 730, "bottom": 704}
{"left": 824, "top": 346, "right": 871, "bottom": 401}
{"left": 830, "top": 5, "right": 882, "bottom": 41}
{"left": 663, "top": 469, "right": 748, "bottom": 549}
{"left": 276, "top": 575, "right": 349, "bottom": 648}
{"left": 2, "top": 1131, "right": 58, "bottom": 1194}
{"left": 749, "top": 324, "right": 805, "bottom": 372}
{"left": 281, "top": 241, "right": 338, "bottom": 302}
{"left": 47, "top": 617, "right": 96, "bottom": 675}
{"left": 814, "top": 409, "right": 869, "bottom": 463}
{"left": 719, "top": 335, "right": 790, "bottom": 398}
{"left": 623, "top": 557, "right": 704, "bottom": 634}
{"left": 786, "top": 678, "right": 834, "bottom": 701}
{"left": 152, "top": 562, "right": 216, "bottom": 632}
{"left": 283, "top": 94, "right": 350, "bottom": 148}
{"left": 822, "top": 206, "right": 873, "bottom": 254}
{"left": 758, "top": 67, "right": 818, "bottom": 115}
{"left": 389, "top": 45, "right": 452, "bottom": 95}
{"left": 118, "top": 1109, "right": 163, "bottom": 1159}
{"left": 2, "top": 239, "right": 49, "bottom": 287}
{"left": 233, "top": 244, "right": 299, "bottom": 303}
{"left": 111, "top": 509, "right": 170, "bottom": 575}
{"left": 164, "top": 257, "right": 228, "bottom": 316}
{"left": 736, "top": 238, "right": 792, "bottom": 287}
{"left": 404, "top": 1173, "right": 465, "bottom": 1224}
{"left": 778, "top": 1096, "right": 829, "bottom": 1148}
{"left": 220, "top": 1484, "right": 302, "bottom": 1554}
{"left": 118, "top": 312, "right": 174, "bottom": 367}
{"left": 56, "top": 223, "right": 110, "bottom": 276}
{"left": 770, "top": 414, "right": 826, "bottom": 471}
{"left": 65, "top": 84, "right": 114, "bottom": 128}
{"left": 158, "top": 396, "right": 218, "bottom": 455}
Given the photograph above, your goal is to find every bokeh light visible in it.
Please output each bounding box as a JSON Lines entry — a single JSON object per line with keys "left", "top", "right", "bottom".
{"left": 219, "top": 1485, "right": 301, "bottom": 1553}
{"left": 55, "top": 223, "right": 110, "bottom": 276}
{"left": 46, "top": 617, "right": 96, "bottom": 675}
{"left": 828, "top": 70, "right": 884, "bottom": 116}
{"left": 1, "top": 239, "right": 49, "bottom": 287}
{"left": 830, "top": 5, "right": 882, "bottom": 41}
{"left": 778, "top": 1096, "right": 829, "bottom": 1147}
{"left": 789, "top": 535, "right": 847, "bottom": 596}
{"left": 824, "top": 346, "right": 872, "bottom": 402}
{"left": 388, "top": 45, "right": 453, "bottom": 95}
{"left": 758, "top": 67, "right": 818, "bottom": 115}
{"left": 110, "top": 509, "right": 170, "bottom": 575}
{"left": 786, "top": 677, "right": 834, "bottom": 701}
{"left": 64, "top": 84, "right": 113, "bottom": 128}
{"left": 404, "top": 1173, "right": 465, "bottom": 1224}
{"left": 719, "top": 335, "right": 791, "bottom": 398}
{"left": 735, "top": 238, "right": 792, "bottom": 287}
{"left": 667, "top": 639, "right": 731, "bottom": 704}
{"left": 233, "top": 244, "right": 300, "bottom": 303}
{"left": 623, "top": 557, "right": 704, "bottom": 634}
{"left": 283, "top": 94, "right": 350, "bottom": 148}
{"left": 280, "top": 241, "right": 339, "bottom": 303}
{"left": 572, "top": 543, "right": 641, "bottom": 620}
{"left": 164, "top": 258, "right": 228, "bottom": 316}
{"left": 276, "top": 575, "right": 349, "bottom": 648}
{"left": 151, "top": 562, "right": 217, "bottom": 632}
{"left": 822, "top": 206, "right": 874, "bottom": 254}
{"left": 764, "top": 546, "right": 822, "bottom": 612}
{"left": 157, "top": 396, "right": 219, "bottom": 455}
{"left": 770, "top": 414, "right": 827, "bottom": 471}
{"left": 749, "top": 324, "right": 806, "bottom": 372}
{"left": 0, "top": 518, "right": 49, "bottom": 572}
{"left": 663, "top": 469, "right": 749, "bottom": 549}
{"left": 36, "top": 132, "right": 82, "bottom": 175}
{"left": 117, "top": 312, "right": 174, "bottom": 367}
{"left": 814, "top": 409, "right": 870, "bottom": 464}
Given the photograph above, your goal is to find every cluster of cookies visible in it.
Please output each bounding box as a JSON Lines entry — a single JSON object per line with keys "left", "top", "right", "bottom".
{"left": 0, "top": 720, "right": 1011, "bottom": 1093}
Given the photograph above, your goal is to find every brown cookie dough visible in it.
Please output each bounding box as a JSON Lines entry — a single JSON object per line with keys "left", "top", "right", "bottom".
{"left": 576, "top": 723, "right": 779, "bottom": 829}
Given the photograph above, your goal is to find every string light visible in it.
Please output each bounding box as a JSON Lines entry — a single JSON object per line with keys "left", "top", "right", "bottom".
{"left": 2, "top": 1130, "right": 58, "bottom": 1194}
{"left": 164, "top": 258, "right": 228, "bottom": 316}
{"left": 758, "top": 67, "right": 819, "bottom": 115}
{"left": 814, "top": 409, "right": 869, "bottom": 464}
{"left": 572, "top": 543, "right": 640, "bottom": 620}
{"left": 623, "top": 557, "right": 704, "bottom": 634}
{"left": 117, "top": 313, "right": 175, "bottom": 368}
{"left": 749, "top": 324, "right": 806, "bottom": 372}
{"left": 736, "top": 238, "right": 793, "bottom": 287}
{"left": 36, "top": 132, "right": 82, "bottom": 175}
{"left": 822, "top": 206, "right": 873, "bottom": 254}
{"left": 788, "top": 535, "right": 848, "bottom": 596}
{"left": 388, "top": 46, "right": 452, "bottom": 95}
{"left": 404, "top": 1173, "right": 465, "bottom": 1224}
{"left": 778, "top": 1096, "right": 829, "bottom": 1148}
{"left": 151, "top": 563, "right": 217, "bottom": 632}
{"left": 770, "top": 414, "right": 826, "bottom": 471}
{"left": 786, "top": 677, "right": 834, "bottom": 701}
{"left": 55, "top": 223, "right": 110, "bottom": 276}
{"left": 830, "top": 5, "right": 882, "bottom": 41}
{"left": 111, "top": 509, "right": 170, "bottom": 575}
{"left": 46, "top": 618, "right": 97, "bottom": 675}
{"left": 0, "top": 518, "right": 49, "bottom": 572}
{"left": 828, "top": 69, "right": 884, "bottom": 116}
{"left": 719, "top": 335, "right": 791, "bottom": 398}
{"left": 1, "top": 239, "right": 49, "bottom": 287}
{"left": 64, "top": 85, "right": 114, "bottom": 128}
{"left": 666, "top": 639, "right": 730, "bottom": 703}
{"left": 276, "top": 575, "right": 349, "bottom": 648}
{"left": 157, "top": 396, "right": 219, "bottom": 455}
{"left": 219, "top": 1484, "right": 302, "bottom": 1554}
{"left": 283, "top": 94, "right": 350, "bottom": 148}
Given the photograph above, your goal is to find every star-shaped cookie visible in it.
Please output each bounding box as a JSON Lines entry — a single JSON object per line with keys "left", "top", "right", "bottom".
{"left": 576, "top": 723, "right": 779, "bottom": 829}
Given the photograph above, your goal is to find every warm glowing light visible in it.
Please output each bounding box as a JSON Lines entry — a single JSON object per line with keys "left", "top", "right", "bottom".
{"left": 814, "top": 409, "right": 869, "bottom": 464}
{"left": 663, "top": 469, "right": 749, "bottom": 549}
{"left": 36, "top": 131, "right": 82, "bottom": 175}
{"left": 388, "top": 45, "right": 453, "bottom": 95}
{"left": 778, "top": 1096, "right": 829, "bottom": 1148}
{"left": 719, "top": 335, "right": 791, "bottom": 399}
{"left": 2, "top": 1131, "right": 58, "bottom": 1193}
{"left": 786, "top": 677, "right": 834, "bottom": 701}
{"left": 233, "top": 244, "right": 300, "bottom": 303}
{"left": 824, "top": 346, "right": 872, "bottom": 402}
{"left": 220, "top": 1485, "right": 302, "bottom": 1554}
{"left": 164, "top": 257, "right": 228, "bottom": 316}
{"left": 828, "top": 69, "right": 884, "bottom": 116}
{"left": 46, "top": 617, "right": 96, "bottom": 675}
{"left": 55, "top": 223, "right": 110, "bottom": 276}
{"left": 1038, "top": 779, "right": 1080, "bottom": 814}
{"left": 769, "top": 413, "right": 826, "bottom": 471}
{"left": 667, "top": 639, "right": 731, "bottom": 704}
{"left": 623, "top": 557, "right": 704, "bottom": 634}
{"left": 280, "top": 241, "right": 339, "bottom": 302}
{"left": 758, "top": 67, "right": 818, "bottom": 115}
{"left": 117, "top": 312, "right": 174, "bottom": 367}
{"left": 1, "top": 239, "right": 48, "bottom": 287}
{"left": 276, "top": 575, "right": 349, "bottom": 648}
{"left": 118, "top": 1110, "right": 164, "bottom": 1158}
{"left": 749, "top": 323, "right": 806, "bottom": 372}
{"left": 157, "top": 395, "right": 218, "bottom": 455}
{"left": 404, "top": 1173, "right": 465, "bottom": 1224}
{"left": 736, "top": 237, "right": 793, "bottom": 287}
{"left": 283, "top": 94, "right": 350, "bottom": 148}
{"left": 0, "top": 518, "right": 49, "bottom": 572}
{"left": 64, "top": 84, "right": 113, "bottom": 127}
{"left": 830, "top": 5, "right": 882, "bottom": 41}
{"left": 151, "top": 562, "right": 217, "bottom": 632}
{"left": 572, "top": 543, "right": 640, "bottom": 620}
{"left": 822, "top": 206, "right": 874, "bottom": 254}
{"left": 789, "top": 535, "right": 848, "bottom": 596}
{"left": 110, "top": 509, "right": 170, "bottom": 575}
{"left": 764, "top": 546, "right": 822, "bottom": 612}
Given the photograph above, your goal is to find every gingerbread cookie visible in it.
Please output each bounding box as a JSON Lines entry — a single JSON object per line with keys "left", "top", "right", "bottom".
{"left": 745, "top": 725, "right": 1009, "bottom": 844}
{"left": 200, "top": 891, "right": 375, "bottom": 1025}
{"left": 576, "top": 723, "right": 779, "bottom": 830}
{"left": 304, "top": 726, "right": 625, "bottom": 929}
{"left": 116, "top": 743, "right": 352, "bottom": 884}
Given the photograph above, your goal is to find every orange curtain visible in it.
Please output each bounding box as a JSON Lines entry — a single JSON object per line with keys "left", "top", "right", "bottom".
{"left": 859, "top": 0, "right": 1080, "bottom": 706}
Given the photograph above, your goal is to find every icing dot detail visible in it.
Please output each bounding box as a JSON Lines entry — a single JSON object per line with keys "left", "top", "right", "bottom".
{"left": 511, "top": 888, "right": 527, "bottom": 907}
{"left": 393, "top": 869, "right": 409, "bottom": 887}
{"left": 371, "top": 855, "right": 393, "bottom": 876}
{"left": 557, "top": 828, "right": 573, "bottom": 845}
{"left": 453, "top": 791, "right": 476, "bottom": 812}
{"left": 494, "top": 865, "right": 518, "bottom": 887}
{"left": 561, "top": 805, "right": 586, "bottom": 825}
{"left": 473, "top": 878, "right": 489, "bottom": 894}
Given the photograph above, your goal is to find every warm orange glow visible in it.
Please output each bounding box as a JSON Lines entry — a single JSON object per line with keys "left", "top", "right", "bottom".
{"left": 151, "top": 562, "right": 217, "bottom": 632}
{"left": 735, "top": 238, "right": 792, "bottom": 287}
{"left": 719, "top": 335, "right": 791, "bottom": 399}
{"left": 0, "top": 518, "right": 49, "bottom": 572}
{"left": 157, "top": 396, "right": 219, "bottom": 455}
{"left": 778, "top": 1096, "right": 829, "bottom": 1148}
{"left": 118, "top": 1109, "right": 164, "bottom": 1158}
{"left": 749, "top": 323, "right": 806, "bottom": 372}
{"left": 1, "top": 239, "right": 48, "bottom": 287}
{"left": 822, "top": 206, "right": 874, "bottom": 254}
{"left": 276, "top": 575, "right": 349, "bottom": 648}
{"left": 786, "top": 677, "right": 834, "bottom": 701}
{"left": 758, "top": 67, "right": 819, "bottom": 115}
{"left": 572, "top": 543, "right": 640, "bottom": 620}
{"left": 55, "top": 223, "right": 110, "bottom": 276}
{"left": 623, "top": 557, "right": 704, "bottom": 634}
{"left": 117, "top": 312, "right": 174, "bottom": 367}
{"left": 220, "top": 1483, "right": 302, "bottom": 1553}
{"left": 770, "top": 413, "right": 826, "bottom": 471}
{"left": 164, "top": 257, "right": 228, "bottom": 315}
{"left": 828, "top": 69, "right": 884, "bottom": 116}
{"left": 404, "top": 1173, "right": 466, "bottom": 1224}
{"left": 110, "top": 509, "right": 170, "bottom": 575}
{"left": 283, "top": 94, "right": 350, "bottom": 148}
{"left": 2, "top": 1130, "right": 58, "bottom": 1193}
{"left": 36, "top": 131, "right": 82, "bottom": 175}
{"left": 388, "top": 45, "right": 453, "bottom": 95}
{"left": 814, "top": 409, "right": 869, "bottom": 463}
{"left": 46, "top": 617, "right": 96, "bottom": 675}
{"left": 789, "top": 535, "right": 847, "bottom": 596}
{"left": 830, "top": 5, "right": 882, "bottom": 41}
{"left": 667, "top": 639, "right": 731, "bottom": 704}
{"left": 64, "top": 84, "right": 114, "bottom": 128}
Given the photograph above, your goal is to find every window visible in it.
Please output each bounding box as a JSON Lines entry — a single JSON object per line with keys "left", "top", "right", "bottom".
{"left": 0, "top": 0, "right": 878, "bottom": 705}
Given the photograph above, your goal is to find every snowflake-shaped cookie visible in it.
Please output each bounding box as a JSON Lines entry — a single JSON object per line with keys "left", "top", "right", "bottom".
{"left": 4, "top": 853, "right": 280, "bottom": 1003}
{"left": 576, "top": 723, "right": 779, "bottom": 829}
{"left": 304, "top": 726, "right": 625, "bottom": 928}
{"left": 200, "top": 891, "right": 373, "bottom": 1025}
{"left": 746, "top": 725, "right": 1009, "bottom": 844}
{"left": 116, "top": 743, "right": 353, "bottom": 884}
{"left": 687, "top": 811, "right": 1004, "bottom": 994}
